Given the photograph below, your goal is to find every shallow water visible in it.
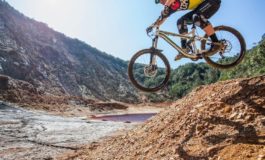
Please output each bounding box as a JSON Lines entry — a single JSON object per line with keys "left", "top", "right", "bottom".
{"left": 93, "top": 113, "right": 157, "bottom": 122}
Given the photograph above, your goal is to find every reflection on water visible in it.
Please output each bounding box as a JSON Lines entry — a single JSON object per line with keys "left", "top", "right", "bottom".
{"left": 92, "top": 113, "right": 157, "bottom": 122}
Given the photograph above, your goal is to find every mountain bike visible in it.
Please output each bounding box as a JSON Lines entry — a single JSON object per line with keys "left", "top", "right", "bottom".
{"left": 128, "top": 20, "right": 246, "bottom": 92}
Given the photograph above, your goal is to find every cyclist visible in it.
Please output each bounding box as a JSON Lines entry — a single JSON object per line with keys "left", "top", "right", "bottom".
{"left": 148, "top": 0, "right": 221, "bottom": 60}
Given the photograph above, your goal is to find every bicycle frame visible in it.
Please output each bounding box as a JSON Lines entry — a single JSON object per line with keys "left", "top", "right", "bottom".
{"left": 150, "top": 26, "right": 210, "bottom": 65}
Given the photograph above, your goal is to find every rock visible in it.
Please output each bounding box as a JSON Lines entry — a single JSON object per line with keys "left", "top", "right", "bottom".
{"left": 229, "top": 112, "right": 238, "bottom": 119}
{"left": 0, "top": 103, "right": 134, "bottom": 159}
{"left": 223, "top": 106, "right": 232, "bottom": 113}
{"left": 258, "top": 155, "right": 265, "bottom": 160}
{"left": 0, "top": 75, "right": 8, "bottom": 90}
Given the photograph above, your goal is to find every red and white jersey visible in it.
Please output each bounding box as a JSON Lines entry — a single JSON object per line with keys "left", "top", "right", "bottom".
{"left": 164, "top": 0, "right": 205, "bottom": 10}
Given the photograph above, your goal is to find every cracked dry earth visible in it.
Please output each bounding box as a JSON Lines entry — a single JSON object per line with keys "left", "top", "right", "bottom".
{"left": 0, "top": 103, "right": 135, "bottom": 160}
{"left": 61, "top": 75, "right": 265, "bottom": 160}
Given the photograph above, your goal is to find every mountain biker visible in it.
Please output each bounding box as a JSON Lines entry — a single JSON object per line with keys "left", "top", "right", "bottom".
{"left": 148, "top": 0, "right": 221, "bottom": 60}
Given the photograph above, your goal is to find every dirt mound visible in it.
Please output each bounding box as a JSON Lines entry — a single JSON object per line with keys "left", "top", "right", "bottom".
{"left": 61, "top": 75, "right": 265, "bottom": 160}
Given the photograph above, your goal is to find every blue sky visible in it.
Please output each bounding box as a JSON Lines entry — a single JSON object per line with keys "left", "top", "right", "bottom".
{"left": 5, "top": 0, "right": 265, "bottom": 68}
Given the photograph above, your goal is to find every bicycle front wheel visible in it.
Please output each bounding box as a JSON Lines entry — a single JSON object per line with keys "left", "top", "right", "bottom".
{"left": 201, "top": 26, "right": 246, "bottom": 69}
{"left": 128, "top": 49, "right": 170, "bottom": 92}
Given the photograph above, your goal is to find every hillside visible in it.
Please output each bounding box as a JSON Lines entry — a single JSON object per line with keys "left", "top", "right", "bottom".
{"left": 0, "top": 1, "right": 138, "bottom": 103}
{"left": 220, "top": 37, "right": 265, "bottom": 80}
{"left": 62, "top": 75, "right": 265, "bottom": 160}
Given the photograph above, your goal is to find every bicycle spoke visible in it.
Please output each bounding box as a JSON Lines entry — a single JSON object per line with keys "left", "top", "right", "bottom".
{"left": 128, "top": 49, "right": 170, "bottom": 92}
{"left": 208, "top": 30, "right": 242, "bottom": 66}
{"left": 132, "top": 53, "right": 167, "bottom": 89}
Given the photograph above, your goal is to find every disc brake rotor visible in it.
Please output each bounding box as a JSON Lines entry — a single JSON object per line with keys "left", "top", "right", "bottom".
{"left": 221, "top": 39, "right": 232, "bottom": 53}
{"left": 144, "top": 65, "right": 158, "bottom": 78}
{"left": 219, "top": 39, "right": 233, "bottom": 59}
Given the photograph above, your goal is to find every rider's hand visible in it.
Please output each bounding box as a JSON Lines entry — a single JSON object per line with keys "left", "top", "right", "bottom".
{"left": 146, "top": 25, "right": 154, "bottom": 34}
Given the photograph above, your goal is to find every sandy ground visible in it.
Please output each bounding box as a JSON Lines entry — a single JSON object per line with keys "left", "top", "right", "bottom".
{"left": 0, "top": 102, "right": 139, "bottom": 160}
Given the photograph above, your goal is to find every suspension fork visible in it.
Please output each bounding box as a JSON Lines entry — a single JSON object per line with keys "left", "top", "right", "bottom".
{"left": 150, "top": 36, "right": 159, "bottom": 66}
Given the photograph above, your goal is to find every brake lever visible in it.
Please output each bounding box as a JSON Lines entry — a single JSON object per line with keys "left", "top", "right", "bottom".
{"left": 147, "top": 25, "right": 158, "bottom": 38}
{"left": 147, "top": 31, "right": 153, "bottom": 37}
{"left": 146, "top": 26, "right": 153, "bottom": 36}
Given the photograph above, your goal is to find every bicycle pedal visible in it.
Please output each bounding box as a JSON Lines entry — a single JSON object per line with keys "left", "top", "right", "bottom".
{"left": 174, "top": 54, "right": 184, "bottom": 61}
{"left": 196, "top": 53, "right": 203, "bottom": 58}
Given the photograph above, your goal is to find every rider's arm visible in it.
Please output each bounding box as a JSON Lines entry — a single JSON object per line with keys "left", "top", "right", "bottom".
{"left": 154, "top": 16, "right": 167, "bottom": 26}
{"left": 154, "top": 4, "right": 176, "bottom": 26}
{"left": 147, "top": 0, "right": 178, "bottom": 31}
{"left": 165, "top": 0, "right": 175, "bottom": 6}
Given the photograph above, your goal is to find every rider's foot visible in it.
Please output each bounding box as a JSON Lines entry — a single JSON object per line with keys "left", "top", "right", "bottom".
{"left": 174, "top": 54, "right": 184, "bottom": 61}
{"left": 174, "top": 48, "right": 189, "bottom": 61}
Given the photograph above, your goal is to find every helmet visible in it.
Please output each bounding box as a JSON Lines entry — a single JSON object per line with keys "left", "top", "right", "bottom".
{"left": 155, "top": 0, "right": 160, "bottom": 4}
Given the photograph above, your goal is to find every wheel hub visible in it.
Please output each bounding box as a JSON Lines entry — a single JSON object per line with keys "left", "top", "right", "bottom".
{"left": 144, "top": 65, "right": 157, "bottom": 78}
{"left": 220, "top": 39, "right": 232, "bottom": 53}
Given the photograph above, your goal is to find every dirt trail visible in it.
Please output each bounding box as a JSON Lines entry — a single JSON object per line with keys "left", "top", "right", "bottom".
{"left": 61, "top": 75, "right": 265, "bottom": 160}
{"left": 0, "top": 102, "right": 135, "bottom": 160}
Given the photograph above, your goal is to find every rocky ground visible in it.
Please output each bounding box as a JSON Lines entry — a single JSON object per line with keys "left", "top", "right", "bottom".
{"left": 0, "top": 74, "right": 165, "bottom": 117}
{"left": 61, "top": 75, "right": 265, "bottom": 160}
{"left": 0, "top": 102, "right": 138, "bottom": 160}
{"left": 0, "top": 75, "right": 164, "bottom": 160}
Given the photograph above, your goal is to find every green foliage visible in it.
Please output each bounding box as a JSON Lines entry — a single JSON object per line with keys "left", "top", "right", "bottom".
{"left": 262, "top": 34, "right": 265, "bottom": 41}
{"left": 220, "top": 39, "right": 265, "bottom": 80}
{"left": 168, "top": 63, "right": 220, "bottom": 99}
{"left": 139, "top": 62, "right": 220, "bottom": 101}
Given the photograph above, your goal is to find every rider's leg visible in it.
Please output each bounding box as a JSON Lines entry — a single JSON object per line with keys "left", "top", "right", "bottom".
{"left": 193, "top": 15, "right": 218, "bottom": 43}
{"left": 204, "top": 24, "right": 218, "bottom": 42}
{"left": 193, "top": 0, "right": 221, "bottom": 44}
{"left": 177, "top": 11, "right": 193, "bottom": 49}
{"left": 175, "top": 12, "right": 194, "bottom": 60}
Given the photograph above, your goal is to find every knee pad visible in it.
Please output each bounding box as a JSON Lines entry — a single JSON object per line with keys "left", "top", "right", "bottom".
{"left": 193, "top": 14, "right": 210, "bottom": 29}
{"left": 192, "top": 14, "right": 201, "bottom": 27}
{"left": 177, "top": 18, "right": 188, "bottom": 33}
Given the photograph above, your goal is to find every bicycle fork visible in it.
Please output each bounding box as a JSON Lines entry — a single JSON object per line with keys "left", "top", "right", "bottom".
{"left": 150, "top": 36, "right": 159, "bottom": 66}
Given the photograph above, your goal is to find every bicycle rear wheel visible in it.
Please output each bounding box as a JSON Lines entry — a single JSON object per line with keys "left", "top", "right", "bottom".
{"left": 128, "top": 49, "right": 170, "bottom": 92}
{"left": 201, "top": 26, "right": 246, "bottom": 69}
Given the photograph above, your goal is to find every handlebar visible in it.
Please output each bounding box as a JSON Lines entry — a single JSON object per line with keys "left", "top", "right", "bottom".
{"left": 146, "top": 25, "right": 160, "bottom": 37}
{"left": 146, "top": 16, "right": 164, "bottom": 36}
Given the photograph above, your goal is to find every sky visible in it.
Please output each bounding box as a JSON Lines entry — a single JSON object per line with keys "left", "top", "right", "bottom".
{"left": 5, "top": 0, "right": 265, "bottom": 68}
